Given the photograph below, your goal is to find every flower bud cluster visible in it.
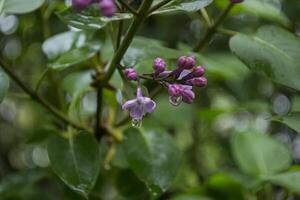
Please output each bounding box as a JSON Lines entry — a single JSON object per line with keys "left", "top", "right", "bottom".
{"left": 72, "top": 0, "right": 116, "bottom": 17}
{"left": 122, "top": 55, "right": 207, "bottom": 107}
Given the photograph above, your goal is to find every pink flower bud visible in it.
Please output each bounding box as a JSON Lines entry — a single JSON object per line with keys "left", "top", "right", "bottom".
{"left": 185, "top": 77, "right": 207, "bottom": 87}
{"left": 192, "top": 66, "right": 205, "bottom": 77}
{"left": 72, "top": 0, "right": 93, "bottom": 11}
{"left": 99, "top": 0, "right": 116, "bottom": 17}
{"left": 124, "top": 68, "right": 138, "bottom": 81}
{"left": 153, "top": 58, "right": 166, "bottom": 74}
{"left": 177, "top": 56, "right": 196, "bottom": 69}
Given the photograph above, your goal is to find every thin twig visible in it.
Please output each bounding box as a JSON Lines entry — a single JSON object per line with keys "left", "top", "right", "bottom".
{"left": 117, "top": 0, "right": 138, "bottom": 15}
{"left": 193, "top": 2, "right": 235, "bottom": 52}
{"left": 148, "top": 0, "right": 173, "bottom": 14}
{"left": 102, "top": 0, "right": 154, "bottom": 85}
{"left": 95, "top": 87, "right": 103, "bottom": 140}
{"left": 0, "top": 59, "right": 92, "bottom": 133}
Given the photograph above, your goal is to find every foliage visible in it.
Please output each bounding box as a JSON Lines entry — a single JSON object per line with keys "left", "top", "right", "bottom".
{"left": 0, "top": 0, "right": 300, "bottom": 200}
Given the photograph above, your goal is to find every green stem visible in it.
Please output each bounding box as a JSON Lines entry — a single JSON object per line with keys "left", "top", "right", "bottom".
{"left": 0, "top": 59, "right": 92, "bottom": 133}
{"left": 217, "top": 28, "right": 239, "bottom": 36}
{"left": 103, "top": 0, "right": 154, "bottom": 85}
{"left": 117, "top": 0, "right": 138, "bottom": 15}
{"left": 193, "top": 2, "right": 235, "bottom": 52}
{"left": 148, "top": 0, "right": 174, "bottom": 14}
{"left": 95, "top": 87, "right": 103, "bottom": 140}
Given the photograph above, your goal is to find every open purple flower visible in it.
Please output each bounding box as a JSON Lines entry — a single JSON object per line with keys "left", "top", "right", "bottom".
{"left": 122, "top": 87, "right": 156, "bottom": 126}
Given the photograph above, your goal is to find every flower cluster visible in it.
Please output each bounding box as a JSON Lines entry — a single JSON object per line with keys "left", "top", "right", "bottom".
{"left": 122, "top": 56, "right": 207, "bottom": 125}
{"left": 72, "top": 0, "right": 116, "bottom": 17}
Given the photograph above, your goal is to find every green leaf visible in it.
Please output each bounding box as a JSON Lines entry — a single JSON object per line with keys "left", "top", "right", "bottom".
{"left": 217, "top": 0, "right": 290, "bottom": 27}
{"left": 0, "top": 70, "right": 9, "bottom": 103}
{"left": 151, "top": 0, "right": 213, "bottom": 15}
{"left": 272, "top": 112, "right": 300, "bottom": 133}
{"left": 57, "top": 8, "right": 133, "bottom": 30}
{"left": 230, "top": 25, "right": 300, "bottom": 91}
{"left": 47, "top": 133, "right": 101, "bottom": 198}
{"left": 264, "top": 171, "right": 300, "bottom": 194}
{"left": 232, "top": 131, "right": 292, "bottom": 176}
{"left": 122, "top": 128, "right": 181, "bottom": 194}
{"left": 0, "top": 0, "right": 45, "bottom": 15}
{"left": 198, "top": 53, "right": 249, "bottom": 81}
{"left": 48, "top": 44, "right": 101, "bottom": 70}
{"left": 122, "top": 37, "right": 186, "bottom": 66}
{"left": 42, "top": 31, "right": 86, "bottom": 61}
{"left": 241, "top": 0, "right": 290, "bottom": 27}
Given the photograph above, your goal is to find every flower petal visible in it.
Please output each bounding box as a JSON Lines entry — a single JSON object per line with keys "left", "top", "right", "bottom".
{"left": 130, "top": 105, "right": 144, "bottom": 120}
{"left": 143, "top": 98, "right": 156, "bottom": 113}
{"left": 178, "top": 69, "right": 191, "bottom": 80}
{"left": 122, "top": 99, "right": 137, "bottom": 110}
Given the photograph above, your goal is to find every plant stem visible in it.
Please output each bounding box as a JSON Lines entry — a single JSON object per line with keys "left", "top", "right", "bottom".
{"left": 217, "top": 28, "right": 239, "bottom": 36}
{"left": 193, "top": 2, "right": 235, "bottom": 52}
{"left": 148, "top": 0, "right": 174, "bottom": 14}
{"left": 95, "top": 87, "right": 103, "bottom": 140}
{"left": 199, "top": 8, "right": 212, "bottom": 27}
{"left": 102, "top": 0, "right": 154, "bottom": 85}
{"left": 117, "top": 0, "right": 138, "bottom": 15}
{"left": 0, "top": 59, "right": 92, "bottom": 133}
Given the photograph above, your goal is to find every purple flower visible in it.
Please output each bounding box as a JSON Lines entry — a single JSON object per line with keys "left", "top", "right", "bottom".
{"left": 122, "top": 87, "right": 156, "bottom": 122}
{"left": 99, "top": 0, "right": 116, "bottom": 17}
{"left": 181, "top": 66, "right": 206, "bottom": 81}
{"left": 167, "top": 84, "right": 195, "bottom": 106}
{"left": 124, "top": 68, "right": 138, "bottom": 81}
{"left": 230, "top": 0, "right": 244, "bottom": 3}
{"left": 72, "top": 0, "right": 93, "bottom": 11}
{"left": 185, "top": 77, "right": 207, "bottom": 87}
{"left": 177, "top": 56, "right": 196, "bottom": 69}
{"left": 153, "top": 57, "right": 166, "bottom": 75}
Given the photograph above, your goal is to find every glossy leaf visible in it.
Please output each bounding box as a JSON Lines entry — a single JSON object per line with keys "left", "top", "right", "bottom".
{"left": 47, "top": 133, "right": 101, "bottom": 198}
{"left": 151, "top": 0, "right": 213, "bottom": 15}
{"left": 48, "top": 44, "right": 101, "bottom": 70}
{"left": 272, "top": 112, "right": 300, "bottom": 133}
{"left": 122, "top": 37, "right": 186, "bottom": 66}
{"left": 232, "top": 131, "right": 292, "bottom": 176}
{"left": 230, "top": 25, "right": 300, "bottom": 91}
{"left": 122, "top": 128, "right": 181, "bottom": 193}
{"left": 0, "top": 70, "right": 9, "bottom": 103}
{"left": 264, "top": 171, "right": 300, "bottom": 194}
{"left": 57, "top": 8, "right": 133, "bottom": 30}
{"left": 0, "top": 0, "right": 45, "bottom": 15}
{"left": 216, "top": 0, "right": 290, "bottom": 27}
{"left": 42, "top": 31, "right": 87, "bottom": 61}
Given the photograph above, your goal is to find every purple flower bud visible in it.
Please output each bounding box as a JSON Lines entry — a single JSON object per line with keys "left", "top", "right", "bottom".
{"left": 192, "top": 66, "right": 205, "bottom": 77}
{"left": 72, "top": 0, "right": 93, "bottom": 11}
{"left": 99, "top": 0, "right": 116, "bottom": 17}
{"left": 153, "top": 58, "right": 166, "bottom": 74}
{"left": 185, "top": 77, "right": 207, "bottom": 87}
{"left": 230, "top": 0, "right": 244, "bottom": 3}
{"left": 124, "top": 68, "right": 138, "bottom": 81}
{"left": 181, "top": 87, "right": 195, "bottom": 104}
{"left": 181, "top": 66, "right": 205, "bottom": 81}
{"left": 167, "top": 84, "right": 182, "bottom": 97}
{"left": 177, "top": 56, "right": 196, "bottom": 69}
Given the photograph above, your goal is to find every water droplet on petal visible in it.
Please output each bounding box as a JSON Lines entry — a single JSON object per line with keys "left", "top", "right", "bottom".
{"left": 169, "top": 95, "right": 182, "bottom": 106}
{"left": 132, "top": 118, "right": 142, "bottom": 127}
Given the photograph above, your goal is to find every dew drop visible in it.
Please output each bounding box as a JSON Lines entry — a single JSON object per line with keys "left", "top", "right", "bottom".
{"left": 169, "top": 95, "right": 182, "bottom": 106}
{"left": 132, "top": 119, "right": 142, "bottom": 128}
